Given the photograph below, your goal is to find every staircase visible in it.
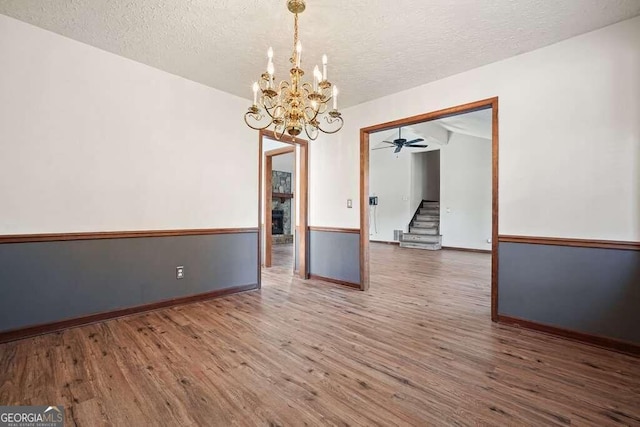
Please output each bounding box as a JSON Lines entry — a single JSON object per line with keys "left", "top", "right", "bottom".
{"left": 400, "top": 201, "right": 442, "bottom": 250}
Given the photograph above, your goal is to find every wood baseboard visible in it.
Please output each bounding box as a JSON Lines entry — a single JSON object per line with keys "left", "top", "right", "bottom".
{"left": 308, "top": 274, "right": 361, "bottom": 289}
{"left": 442, "top": 246, "right": 491, "bottom": 254}
{"left": 370, "top": 240, "right": 400, "bottom": 245}
{"left": 497, "top": 315, "right": 640, "bottom": 356}
{"left": 0, "top": 284, "right": 259, "bottom": 344}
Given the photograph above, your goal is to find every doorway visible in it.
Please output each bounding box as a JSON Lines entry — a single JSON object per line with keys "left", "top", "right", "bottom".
{"left": 359, "top": 97, "right": 499, "bottom": 320}
{"left": 259, "top": 130, "right": 309, "bottom": 281}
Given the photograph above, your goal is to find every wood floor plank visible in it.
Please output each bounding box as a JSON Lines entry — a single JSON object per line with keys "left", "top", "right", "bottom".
{"left": 0, "top": 243, "right": 638, "bottom": 426}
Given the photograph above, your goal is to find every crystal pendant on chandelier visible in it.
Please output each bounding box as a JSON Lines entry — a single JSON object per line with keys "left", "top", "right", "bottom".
{"left": 243, "top": 0, "right": 343, "bottom": 140}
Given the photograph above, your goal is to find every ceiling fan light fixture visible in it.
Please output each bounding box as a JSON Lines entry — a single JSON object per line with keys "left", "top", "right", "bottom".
{"left": 373, "top": 127, "right": 428, "bottom": 153}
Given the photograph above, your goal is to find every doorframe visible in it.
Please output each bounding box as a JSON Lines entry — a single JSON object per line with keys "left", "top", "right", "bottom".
{"left": 258, "top": 130, "right": 309, "bottom": 283}
{"left": 359, "top": 97, "right": 499, "bottom": 321}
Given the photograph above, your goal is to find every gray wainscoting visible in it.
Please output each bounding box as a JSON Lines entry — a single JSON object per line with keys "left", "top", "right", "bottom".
{"left": 309, "top": 230, "right": 360, "bottom": 284}
{"left": 0, "top": 232, "right": 259, "bottom": 332}
{"left": 498, "top": 242, "right": 640, "bottom": 344}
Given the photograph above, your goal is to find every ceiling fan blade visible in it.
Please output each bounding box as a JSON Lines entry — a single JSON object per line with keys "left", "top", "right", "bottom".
{"left": 372, "top": 146, "right": 395, "bottom": 150}
{"left": 407, "top": 145, "right": 429, "bottom": 148}
{"left": 382, "top": 140, "right": 396, "bottom": 145}
{"left": 405, "top": 138, "right": 425, "bottom": 145}
{"left": 394, "top": 145, "right": 402, "bottom": 154}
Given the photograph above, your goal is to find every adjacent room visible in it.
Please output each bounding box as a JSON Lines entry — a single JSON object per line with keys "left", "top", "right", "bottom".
{"left": 0, "top": 0, "right": 639, "bottom": 425}
{"left": 369, "top": 108, "right": 492, "bottom": 252}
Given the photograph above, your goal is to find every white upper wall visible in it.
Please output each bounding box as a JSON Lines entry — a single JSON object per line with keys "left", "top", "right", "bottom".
{"left": 440, "top": 134, "right": 492, "bottom": 250}
{"left": 369, "top": 144, "right": 412, "bottom": 241}
{"left": 272, "top": 152, "right": 295, "bottom": 174}
{"left": 310, "top": 16, "right": 640, "bottom": 241}
{"left": 0, "top": 15, "right": 259, "bottom": 234}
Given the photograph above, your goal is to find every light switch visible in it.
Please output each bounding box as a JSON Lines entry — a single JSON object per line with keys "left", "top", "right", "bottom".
{"left": 347, "top": 199, "right": 353, "bottom": 208}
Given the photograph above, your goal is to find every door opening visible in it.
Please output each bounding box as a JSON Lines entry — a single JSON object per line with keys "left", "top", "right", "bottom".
{"left": 359, "top": 97, "right": 499, "bottom": 321}
{"left": 258, "top": 130, "right": 309, "bottom": 282}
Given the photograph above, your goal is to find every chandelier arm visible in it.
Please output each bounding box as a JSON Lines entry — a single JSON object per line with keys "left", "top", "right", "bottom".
{"left": 265, "top": 91, "right": 283, "bottom": 110}
{"left": 272, "top": 105, "right": 285, "bottom": 120}
{"left": 279, "top": 80, "right": 290, "bottom": 93}
{"left": 316, "top": 102, "right": 329, "bottom": 115}
{"left": 262, "top": 106, "right": 276, "bottom": 120}
{"left": 244, "top": 112, "right": 273, "bottom": 131}
{"left": 274, "top": 117, "right": 288, "bottom": 140}
{"left": 261, "top": 101, "right": 280, "bottom": 120}
{"left": 262, "top": 96, "right": 273, "bottom": 110}
{"left": 316, "top": 115, "right": 344, "bottom": 135}
{"left": 301, "top": 82, "right": 313, "bottom": 95}
{"left": 301, "top": 105, "right": 314, "bottom": 121}
{"left": 303, "top": 123, "right": 319, "bottom": 141}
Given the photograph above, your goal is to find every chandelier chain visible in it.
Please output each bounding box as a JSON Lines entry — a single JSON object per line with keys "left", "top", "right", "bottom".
{"left": 294, "top": 13, "right": 299, "bottom": 54}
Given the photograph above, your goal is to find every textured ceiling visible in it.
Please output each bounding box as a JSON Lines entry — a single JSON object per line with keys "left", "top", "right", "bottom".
{"left": 428, "top": 109, "right": 493, "bottom": 141}
{"left": 1, "top": 1, "right": 639, "bottom": 108}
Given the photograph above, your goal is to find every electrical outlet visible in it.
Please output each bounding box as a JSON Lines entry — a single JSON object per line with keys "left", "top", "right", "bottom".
{"left": 347, "top": 199, "right": 353, "bottom": 208}
{"left": 176, "top": 266, "right": 185, "bottom": 280}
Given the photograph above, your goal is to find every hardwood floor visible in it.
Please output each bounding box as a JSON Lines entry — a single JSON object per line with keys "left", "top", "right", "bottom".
{"left": 271, "top": 242, "right": 294, "bottom": 269}
{"left": 0, "top": 243, "right": 638, "bottom": 425}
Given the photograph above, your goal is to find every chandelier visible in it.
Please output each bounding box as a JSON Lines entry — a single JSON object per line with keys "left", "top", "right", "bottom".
{"left": 243, "top": 0, "right": 343, "bottom": 141}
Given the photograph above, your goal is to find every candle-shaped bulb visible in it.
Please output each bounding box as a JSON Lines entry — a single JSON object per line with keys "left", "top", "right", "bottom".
{"left": 295, "top": 41, "right": 302, "bottom": 67}
{"left": 313, "top": 65, "right": 320, "bottom": 91}
{"left": 332, "top": 86, "right": 338, "bottom": 110}
{"left": 266, "top": 62, "right": 274, "bottom": 89}
{"left": 252, "top": 82, "right": 259, "bottom": 105}
{"left": 322, "top": 54, "right": 328, "bottom": 81}
{"left": 266, "top": 47, "right": 274, "bottom": 70}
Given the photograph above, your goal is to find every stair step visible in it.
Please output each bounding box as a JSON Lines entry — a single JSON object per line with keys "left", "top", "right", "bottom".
{"left": 410, "top": 227, "right": 439, "bottom": 235}
{"left": 421, "top": 201, "right": 440, "bottom": 208}
{"left": 402, "top": 233, "right": 442, "bottom": 243}
{"left": 399, "top": 241, "right": 442, "bottom": 250}
{"left": 412, "top": 220, "right": 438, "bottom": 228}
{"left": 419, "top": 208, "right": 440, "bottom": 215}
{"left": 415, "top": 214, "right": 439, "bottom": 221}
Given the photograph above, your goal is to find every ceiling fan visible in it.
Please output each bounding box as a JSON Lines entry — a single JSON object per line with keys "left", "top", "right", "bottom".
{"left": 373, "top": 127, "right": 428, "bottom": 153}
